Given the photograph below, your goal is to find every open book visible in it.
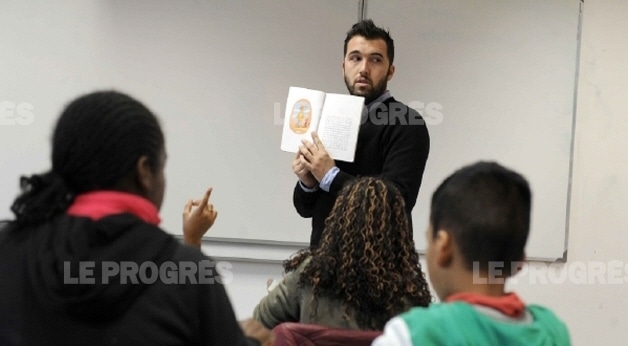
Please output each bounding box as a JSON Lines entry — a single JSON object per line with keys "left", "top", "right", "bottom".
{"left": 280, "top": 86, "right": 365, "bottom": 162}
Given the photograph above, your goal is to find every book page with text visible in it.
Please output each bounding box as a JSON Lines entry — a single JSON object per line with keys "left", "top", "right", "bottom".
{"left": 317, "top": 93, "right": 365, "bottom": 162}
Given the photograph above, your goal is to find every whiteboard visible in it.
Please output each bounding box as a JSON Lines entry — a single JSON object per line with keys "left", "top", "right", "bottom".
{"left": 0, "top": 0, "right": 580, "bottom": 261}
{"left": 367, "top": 0, "right": 581, "bottom": 260}
{"left": 0, "top": 0, "right": 354, "bottom": 246}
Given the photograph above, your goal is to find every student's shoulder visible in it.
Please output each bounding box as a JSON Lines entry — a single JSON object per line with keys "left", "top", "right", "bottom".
{"left": 281, "top": 255, "right": 312, "bottom": 285}
{"left": 526, "top": 304, "right": 564, "bottom": 317}
{"left": 415, "top": 301, "right": 473, "bottom": 313}
{"left": 0, "top": 221, "right": 13, "bottom": 242}
{"left": 527, "top": 304, "right": 571, "bottom": 339}
{"left": 527, "top": 304, "right": 568, "bottom": 325}
{"left": 375, "top": 303, "right": 474, "bottom": 345}
{"left": 401, "top": 301, "right": 474, "bottom": 325}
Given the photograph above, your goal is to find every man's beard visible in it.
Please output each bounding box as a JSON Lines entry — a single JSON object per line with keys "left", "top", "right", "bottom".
{"left": 344, "top": 74, "right": 389, "bottom": 105}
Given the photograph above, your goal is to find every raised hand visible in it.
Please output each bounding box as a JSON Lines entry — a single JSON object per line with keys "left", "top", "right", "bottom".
{"left": 182, "top": 187, "right": 217, "bottom": 249}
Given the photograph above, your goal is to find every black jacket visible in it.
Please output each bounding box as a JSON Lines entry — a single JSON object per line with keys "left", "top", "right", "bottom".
{"left": 0, "top": 214, "right": 257, "bottom": 346}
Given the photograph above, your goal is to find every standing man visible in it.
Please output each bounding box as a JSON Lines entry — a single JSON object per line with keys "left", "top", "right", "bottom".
{"left": 293, "top": 19, "right": 430, "bottom": 247}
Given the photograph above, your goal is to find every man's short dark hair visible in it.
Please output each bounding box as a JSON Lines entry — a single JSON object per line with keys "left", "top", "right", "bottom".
{"left": 430, "top": 161, "right": 532, "bottom": 276}
{"left": 344, "top": 19, "right": 395, "bottom": 65}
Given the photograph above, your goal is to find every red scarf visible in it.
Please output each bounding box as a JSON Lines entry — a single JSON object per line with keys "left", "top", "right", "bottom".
{"left": 446, "top": 292, "right": 525, "bottom": 318}
{"left": 66, "top": 191, "right": 161, "bottom": 226}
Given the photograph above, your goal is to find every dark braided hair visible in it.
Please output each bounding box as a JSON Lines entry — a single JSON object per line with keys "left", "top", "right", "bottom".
{"left": 285, "top": 177, "right": 432, "bottom": 330}
{"left": 9, "top": 90, "right": 164, "bottom": 227}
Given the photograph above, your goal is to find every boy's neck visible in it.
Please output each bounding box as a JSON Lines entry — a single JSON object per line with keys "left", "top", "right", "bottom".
{"left": 441, "top": 269, "right": 507, "bottom": 300}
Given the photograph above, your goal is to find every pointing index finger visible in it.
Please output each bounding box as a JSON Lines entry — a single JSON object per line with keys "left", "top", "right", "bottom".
{"left": 201, "top": 187, "right": 213, "bottom": 206}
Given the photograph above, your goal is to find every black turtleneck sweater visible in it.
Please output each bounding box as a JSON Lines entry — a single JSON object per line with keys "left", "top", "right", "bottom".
{"left": 0, "top": 214, "right": 258, "bottom": 346}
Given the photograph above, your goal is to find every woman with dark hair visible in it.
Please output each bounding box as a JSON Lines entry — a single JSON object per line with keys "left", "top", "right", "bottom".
{"left": 0, "top": 91, "right": 271, "bottom": 346}
{"left": 253, "top": 177, "right": 432, "bottom": 330}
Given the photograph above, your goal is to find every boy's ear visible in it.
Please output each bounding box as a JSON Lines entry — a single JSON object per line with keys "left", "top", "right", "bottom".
{"left": 435, "top": 229, "right": 454, "bottom": 267}
{"left": 135, "top": 155, "right": 153, "bottom": 193}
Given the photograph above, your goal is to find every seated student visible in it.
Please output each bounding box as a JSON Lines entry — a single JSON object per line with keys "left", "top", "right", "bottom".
{"left": 0, "top": 91, "right": 272, "bottom": 346}
{"left": 253, "top": 177, "right": 432, "bottom": 331}
{"left": 373, "top": 161, "right": 571, "bottom": 345}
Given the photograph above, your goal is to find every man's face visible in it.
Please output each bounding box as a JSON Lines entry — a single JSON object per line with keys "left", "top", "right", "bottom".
{"left": 343, "top": 36, "right": 395, "bottom": 104}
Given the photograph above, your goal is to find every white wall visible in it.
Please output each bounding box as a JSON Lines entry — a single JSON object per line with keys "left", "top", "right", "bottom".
{"left": 2, "top": 1, "right": 626, "bottom": 344}
{"left": 218, "top": 1, "right": 628, "bottom": 344}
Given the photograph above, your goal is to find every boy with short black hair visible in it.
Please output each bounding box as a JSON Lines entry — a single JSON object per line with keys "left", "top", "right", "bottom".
{"left": 373, "top": 161, "right": 570, "bottom": 345}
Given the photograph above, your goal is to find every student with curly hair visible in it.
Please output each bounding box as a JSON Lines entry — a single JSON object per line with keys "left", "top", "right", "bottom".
{"left": 253, "top": 177, "right": 432, "bottom": 331}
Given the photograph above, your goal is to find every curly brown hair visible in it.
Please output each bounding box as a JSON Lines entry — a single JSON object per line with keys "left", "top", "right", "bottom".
{"left": 284, "top": 177, "right": 432, "bottom": 330}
